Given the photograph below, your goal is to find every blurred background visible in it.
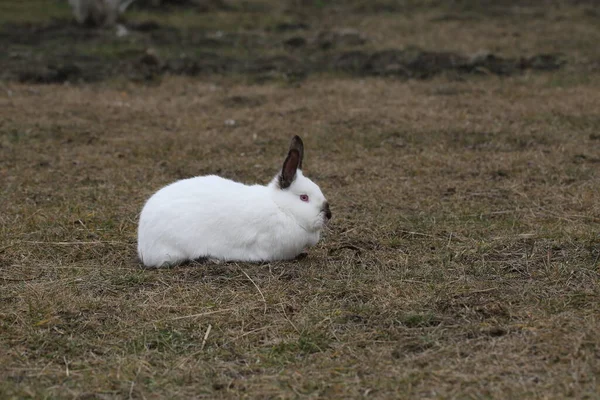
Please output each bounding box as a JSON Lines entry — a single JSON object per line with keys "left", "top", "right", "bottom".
{"left": 1, "top": 0, "right": 583, "bottom": 84}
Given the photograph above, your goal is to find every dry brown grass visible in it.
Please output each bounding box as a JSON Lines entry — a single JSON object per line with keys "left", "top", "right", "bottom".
{"left": 1, "top": 1, "right": 600, "bottom": 399}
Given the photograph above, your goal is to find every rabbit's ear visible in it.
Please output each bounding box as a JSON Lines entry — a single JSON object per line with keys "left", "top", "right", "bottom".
{"left": 288, "top": 135, "right": 304, "bottom": 170}
{"left": 279, "top": 149, "right": 300, "bottom": 189}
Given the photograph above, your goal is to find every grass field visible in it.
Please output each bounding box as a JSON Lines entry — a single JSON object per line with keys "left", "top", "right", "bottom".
{"left": 1, "top": 1, "right": 599, "bottom": 398}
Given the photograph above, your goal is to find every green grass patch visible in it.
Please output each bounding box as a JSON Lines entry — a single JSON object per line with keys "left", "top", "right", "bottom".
{"left": 0, "top": 0, "right": 71, "bottom": 24}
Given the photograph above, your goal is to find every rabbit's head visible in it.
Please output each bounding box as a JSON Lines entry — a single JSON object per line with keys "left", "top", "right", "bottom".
{"left": 270, "top": 136, "right": 331, "bottom": 233}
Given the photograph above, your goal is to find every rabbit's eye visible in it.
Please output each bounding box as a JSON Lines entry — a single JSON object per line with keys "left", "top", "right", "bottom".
{"left": 300, "top": 194, "right": 309, "bottom": 202}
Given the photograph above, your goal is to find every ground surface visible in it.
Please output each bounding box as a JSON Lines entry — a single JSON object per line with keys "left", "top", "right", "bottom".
{"left": 1, "top": 1, "right": 600, "bottom": 399}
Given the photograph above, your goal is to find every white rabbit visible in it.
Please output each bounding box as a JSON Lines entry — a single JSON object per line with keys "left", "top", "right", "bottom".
{"left": 137, "top": 136, "right": 331, "bottom": 267}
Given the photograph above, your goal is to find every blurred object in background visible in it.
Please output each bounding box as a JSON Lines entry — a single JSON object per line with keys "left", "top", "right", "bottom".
{"left": 68, "top": 0, "right": 136, "bottom": 27}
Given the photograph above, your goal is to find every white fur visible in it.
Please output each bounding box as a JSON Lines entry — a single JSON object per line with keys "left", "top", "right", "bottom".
{"left": 137, "top": 169, "right": 329, "bottom": 267}
{"left": 68, "top": 0, "right": 135, "bottom": 26}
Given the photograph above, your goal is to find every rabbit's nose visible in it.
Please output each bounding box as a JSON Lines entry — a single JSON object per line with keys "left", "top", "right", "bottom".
{"left": 323, "top": 202, "right": 332, "bottom": 220}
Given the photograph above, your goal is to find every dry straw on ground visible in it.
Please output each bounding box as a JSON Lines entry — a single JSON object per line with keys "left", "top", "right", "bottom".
{"left": 1, "top": 1, "right": 600, "bottom": 398}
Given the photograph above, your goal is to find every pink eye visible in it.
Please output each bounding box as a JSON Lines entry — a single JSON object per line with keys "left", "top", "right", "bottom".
{"left": 300, "top": 194, "right": 309, "bottom": 202}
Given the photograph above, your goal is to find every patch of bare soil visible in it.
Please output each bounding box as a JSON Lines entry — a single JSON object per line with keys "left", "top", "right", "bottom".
{"left": 0, "top": 18, "right": 564, "bottom": 84}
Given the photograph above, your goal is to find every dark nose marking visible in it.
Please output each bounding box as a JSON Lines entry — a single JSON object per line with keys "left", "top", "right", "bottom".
{"left": 323, "top": 202, "right": 332, "bottom": 220}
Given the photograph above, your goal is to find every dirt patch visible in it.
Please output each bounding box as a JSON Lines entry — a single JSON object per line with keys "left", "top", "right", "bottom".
{"left": 1, "top": 19, "right": 565, "bottom": 84}
{"left": 334, "top": 48, "right": 564, "bottom": 78}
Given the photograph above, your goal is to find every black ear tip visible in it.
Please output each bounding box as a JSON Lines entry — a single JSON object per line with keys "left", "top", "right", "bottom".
{"left": 291, "top": 135, "right": 303, "bottom": 145}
